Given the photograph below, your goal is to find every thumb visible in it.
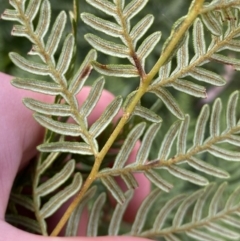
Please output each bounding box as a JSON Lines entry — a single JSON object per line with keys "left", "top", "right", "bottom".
{"left": 0, "top": 221, "right": 151, "bottom": 241}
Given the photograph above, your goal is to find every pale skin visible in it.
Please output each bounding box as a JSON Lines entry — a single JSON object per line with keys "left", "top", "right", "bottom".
{"left": 0, "top": 72, "right": 152, "bottom": 241}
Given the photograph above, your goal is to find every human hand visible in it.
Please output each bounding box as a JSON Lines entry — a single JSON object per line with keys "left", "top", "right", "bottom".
{"left": 0, "top": 72, "right": 151, "bottom": 241}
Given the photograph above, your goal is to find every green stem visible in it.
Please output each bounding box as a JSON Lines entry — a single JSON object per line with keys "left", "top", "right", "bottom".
{"left": 51, "top": 0, "right": 205, "bottom": 236}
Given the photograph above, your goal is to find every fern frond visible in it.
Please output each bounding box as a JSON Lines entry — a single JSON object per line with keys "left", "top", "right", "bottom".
{"left": 97, "top": 91, "right": 240, "bottom": 198}
{"left": 133, "top": 183, "right": 240, "bottom": 240}
{"left": 108, "top": 190, "right": 133, "bottom": 236}
{"left": 5, "top": 215, "right": 42, "bottom": 234}
{"left": 82, "top": 0, "right": 159, "bottom": 78}
{"left": 3, "top": 0, "right": 128, "bottom": 235}
{"left": 65, "top": 186, "right": 97, "bottom": 237}
{"left": 87, "top": 193, "right": 106, "bottom": 236}
{"left": 148, "top": 5, "right": 240, "bottom": 112}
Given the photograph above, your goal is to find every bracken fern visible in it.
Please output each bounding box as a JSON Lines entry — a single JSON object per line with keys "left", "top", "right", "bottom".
{"left": 2, "top": 0, "right": 240, "bottom": 240}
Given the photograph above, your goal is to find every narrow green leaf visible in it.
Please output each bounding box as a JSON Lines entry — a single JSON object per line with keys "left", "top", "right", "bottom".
{"left": 131, "top": 189, "right": 161, "bottom": 234}
{"left": 38, "top": 142, "right": 93, "bottom": 155}
{"left": 137, "top": 31, "right": 161, "bottom": 63}
{"left": 136, "top": 123, "right": 161, "bottom": 165}
{"left": 171, "top": 79, "right": 206, "bottom": 98}
{"left": 193, "top": 104, "right": 209, "bottom": 147}
{"left": 11, "top": 78, "right": 62, "bottom": 95}
{"left": 25, "top": 0, "right": 40, "bottom": 22}
{"left": 130, "top": 14, "right": 154, "bottom": 46}
{"left": 6, "top": 215, "right": 41, "bottom": 234}
{"left": 207, "top": 223, "right": 240, "bottom": 239}
{"left": 114, "top": 122, "right": 146, "bottom": 169}
{"left": 92, "top": 61, "right": 138, "bottom": 77}
{"left": 159, "top": 61, "right": 172, "bottom": 80}
{"left": 173, "top": 189, "right": 203, "bottom": 227}
{"left": 101, "top": 176, "right": 125, "bottom": 204}
{"left": 145, "top": 169, "right": 173, "bottom": 192}
{"left": 56, "top": 34, "right": 74, "bottom": 75}
{"left": 89, "top": 96, "right": 123, "bottom": 138}
{"left": 207, "top": 145, "right": 240, "bottom": 161}
{"left": 220, "top": 39, "right": 240, "bottom": 52}
{"left": 9, "top": 53, "right": 49, "bottom": 75}
{"left": 175, "top": 32, "right": 189, "bottom": 70}
{"left": 210, "top": 98, "right": 222, "bottom": 137}
{"left": 34, "top": 114, "right": 82, "bottom": 136}
{"left": 150, "top": 88, "right": 184, "bottom": 119}
{"left": 10, "top": 193, "right": 34, "bottom": 212}
{"left": 225, "top": 135, "right": 240, "bottom": 147}
{"left": 80, "top": 77, "right": 105, "bottom": 117}
{"left": 40, "top": 173, "right": 82, "bottom": 219}
{"left": 158, "top": 121, "right": 180, "bottom": 160}
{"left": 226, "top": 91, "right": 239, "bottom": 129}
{"left": 45, "top": 11, "right": 67, "bottom": 59}
{"left": 187, "top": 157, "right": 229, "bottom": 178}
{"left": 161, "top": 16, "right": 188, "bottom": 65}
{"left": 192, "top": 18, "right": 206, "bottom": 58}
{"left": 162, "top": 165, "right": 209, "bottom": 186}
{"left": 192, "top": 184, "right": 215, "bottom": 222}
{"left": 209, "top": 182, "right": 227, "bottom": 217}
{"left": 69, "top": 49, "right": 97, "bottom": 95}
{"left": 186, "top": 229, "right": 224, "bottom": 241}
{"left": 177, "top": 115, "right": 189, "bottom": 154}
{"left": 86, "top": 0, "right": 116, "bottom": 17}
{"left": 121, "top": 173, "right": 138, "bottom": 189}
{"left": 81, "top": 13, "right": 122, "bottom": 38}
{"left": 36, "top": 160, "right": 75, "bottom": 196}
{"left": 152, "top": 61, "right": 172, "bottom": 85}
{"left": 153, "top": 194, "right": 186, "bottom": 230}
{"left": 1, "top": 9, "right": 20, "bottom": 22}
{"left": 189, "top": 67, "right": 226, "bottom": 86}
{"left": 66, "top": 186, "right": 97, "bottom": 237}
{"left": 11, "top": 25, "right": 31, "bottom": 40}
{"left": 108, "top": 190, "right": 133, "bottom": 236}
{"left": 164, "top": 234, "right": 181, "bottom": 241}
{"left": 133, "top": 106, "right": 162, "bottom": 123}
{"left": 34, "top": 0, "right": 50, "bottom": 41}
{"left": 123, "top": 0, "right": 148, "bottom": 20}
{"left": 87, "top": 193, "right": 106, "bottom": 237}
{"left": 222, "top": 215, "right": 240, "bottom": 228}
{"left": 85, "top": 34, "right": 129, "bottom": 58}
{"left": 226, "top": 185, "right": 240, "bottom": 209}
{"left": 211, "top": 54, "right": 240, "bottom": 70}
{"left": 201, "top": 11, "right": 222, "bottom": 36}
{"left": 37, "top": 152, "right": 60, "bottom": 175}
{"left": 23, "top": 98, "right": 71, "bottom": 116}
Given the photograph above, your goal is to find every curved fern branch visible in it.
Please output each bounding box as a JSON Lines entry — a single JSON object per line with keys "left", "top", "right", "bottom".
{"left": 137, "top": 183, "right": 240, "bottom": 240}
{"left": 97, "top": 91, "right": 240, "bottom": 194}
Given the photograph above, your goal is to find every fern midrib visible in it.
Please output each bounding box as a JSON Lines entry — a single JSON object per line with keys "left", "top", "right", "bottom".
{"left": 200, "top": 1, "right": 240, "bottom": 14}
{"left": 148, "top": 22, "right": 240, "bottom": 90}
{"left": 115, "top": 0, "right": 145, "bottom": 79}
{"left": 138, "top": 203, "right": 240, "bottom": 238}
{"left": 145, "top": 0, "right": 205, "bottom": 85}
{"left": 15, "top": 1, "right": 97, "bottom": 156}
{"left": 15, "top": 0, "right": 98, "bottom": 235}
{"left": 51, "top": 0, "right": 205, "bottom": 236}
{"left": 96, "top": 124, "right": 240, "bottom": 178}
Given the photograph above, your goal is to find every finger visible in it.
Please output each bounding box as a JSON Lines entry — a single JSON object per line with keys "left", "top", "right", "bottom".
{"left": 0, "top": 73, "right": 117, "bottom": 218}
{"left": 0, "top": 73, "right": 53, "bottom": 218}
{"left": 0, "top": 220, "right": 152, "bottom": 241}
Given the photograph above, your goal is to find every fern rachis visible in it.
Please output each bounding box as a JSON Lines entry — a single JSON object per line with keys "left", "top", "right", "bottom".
{"left": 2, "top": 0, "right": 240, "bottom": 240}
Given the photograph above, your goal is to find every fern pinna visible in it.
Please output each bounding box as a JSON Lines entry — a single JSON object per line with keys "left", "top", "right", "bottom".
{"left": 2, "top": 0, "right": 240, "bottom": 240}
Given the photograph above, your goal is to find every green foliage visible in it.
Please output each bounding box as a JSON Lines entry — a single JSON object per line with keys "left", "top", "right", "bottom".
{"left": 2, "top": 0, "right": 240, "bottom": 240}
